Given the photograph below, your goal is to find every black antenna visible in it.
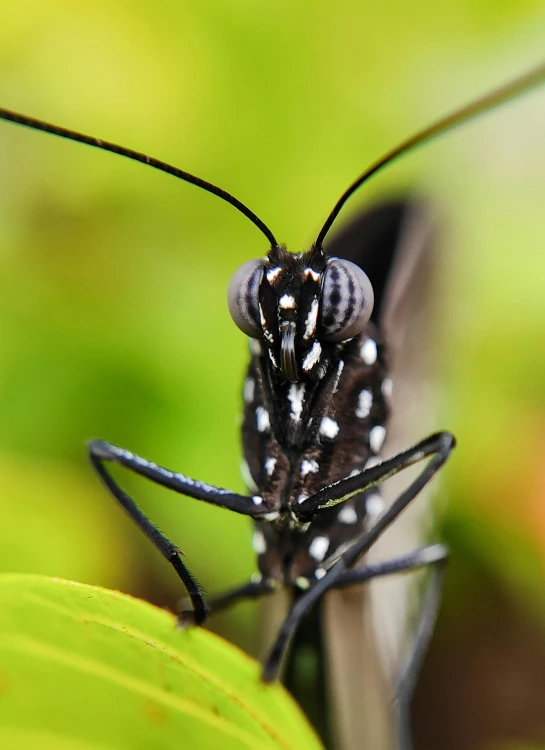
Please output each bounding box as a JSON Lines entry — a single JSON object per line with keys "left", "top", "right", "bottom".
{"left": 0, "top": 107, "right": 279, "bottom": 249}
{"left": 316, "top": 60, "right": 545, "bottom": 248}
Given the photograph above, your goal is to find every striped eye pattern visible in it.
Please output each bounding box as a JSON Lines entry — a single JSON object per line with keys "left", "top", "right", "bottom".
{"left": 227, "top": 259, "right": 264, "bottom": 337}
{"left": 320, "top": 258, "right": 374, "bottom": 342}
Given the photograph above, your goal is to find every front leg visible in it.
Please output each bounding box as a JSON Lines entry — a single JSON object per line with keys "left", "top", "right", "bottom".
{"left": 88, "top": 439, "right": 267, "bottom": 625}
{"left": 263, "top": 430, "right": 454, "bottom": 681}
{"left": 295, "top": 431, "right": 454, "bottom": 522}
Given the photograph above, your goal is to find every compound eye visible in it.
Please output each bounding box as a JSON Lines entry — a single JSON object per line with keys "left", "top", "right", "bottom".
{"left": 227, "top": 259, "right": 264, "bottom": 337}
{"left": 321, "top": 259, "right": 374, "bottom": 342}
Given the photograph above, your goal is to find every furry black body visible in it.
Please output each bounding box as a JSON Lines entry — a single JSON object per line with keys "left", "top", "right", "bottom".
{"left": 243, "top": 318, "right": 389, "bottom": 588}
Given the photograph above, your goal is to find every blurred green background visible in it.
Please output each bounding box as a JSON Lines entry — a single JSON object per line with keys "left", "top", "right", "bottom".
{"left": 1, "top": 2, "right": 545, "bottom": 748}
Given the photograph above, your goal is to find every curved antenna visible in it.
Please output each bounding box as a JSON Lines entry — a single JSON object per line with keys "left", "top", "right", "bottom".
{"left": 316, "top": 60, "right": 545, "bottom": 248}
{"left": 0, "top": 107, "right": 278, "bottom": 248}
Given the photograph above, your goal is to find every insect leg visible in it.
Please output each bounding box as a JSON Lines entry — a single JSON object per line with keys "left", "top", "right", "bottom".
{"left": 331, "top": 544, "right": 448, "bottom": 750}
{"left": 395, "top": 554, "right": 447, "bottom": 750}
{"left": 295, "top": 431, "right": 454, "bottom": 522}
{"left": 331, "top": 543, "right": 447, "bottom": 589}
{"left": 262, "top": 430, "right": 454, "bottom": 681}
{"left": 204, "top": 577, "right": 277, "bottom": 615}
{"left": 88, "top": 439, "right": 267, "bottom": 625}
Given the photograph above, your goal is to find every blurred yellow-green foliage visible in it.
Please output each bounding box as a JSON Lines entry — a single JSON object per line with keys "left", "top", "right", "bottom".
{"left": 1, "top": 2, "right": 545, "bottom": 748}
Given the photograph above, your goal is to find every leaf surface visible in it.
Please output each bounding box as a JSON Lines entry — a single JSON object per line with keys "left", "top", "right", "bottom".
{"left": 0, "top": 574, "right": 322, "bottom": 750}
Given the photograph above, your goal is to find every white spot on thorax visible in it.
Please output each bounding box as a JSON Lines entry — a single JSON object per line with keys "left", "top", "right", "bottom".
{"left": 297, "top": 492, "right": 309, "bottom": 505}
{"left": 243, "top": 377, "right": 255, "bottom": 404}
{"left": 256, "top": 406, "right": 270, "bottom": 433}
{"left": 250, "top": 571, "right": 263, "bottom": 583}
{"left": 360, "top": 338, "right": 377, "bottom": 365}
{"left": 279, "top": 294, "right": 296, "bottom": 309}
{"left": 266, "top": 267, "right": 282, "bottom": 283}
{"left": 319, "top": 416, "right": 339, "bottom": 440}
{"left": 302, "top": 341, "right": 322, "bottom": 372}
{"left": 356, "top": 389, "right": 373, "bottom": 419}
{"left": 300, "top": 459, "right": 319, "bottom": 476}
{"left": 381, "top": 377, "right": 393, "bottom": 399}
{"left": 304, "top": 268, "right": 320, "bottom": 282}
{"left": 369, "top": 425, "right": 386, "bottom": 453}
{"left": 288, "top": 383, "right": 305, "bottom": 421}
{"left": 264, "top": 457, "right": 276, "bottom": 476}
{"left": 366, "top": 493, "right": 385, "bottom": 517}
{"left": 303, "top": 297, "right": 319, "bottom": 340}
{"left": 252, "top": 495, "right": 263, "bottom": 506}
{"left": 314, "top": 568, "right": 327, "bottom": 580}
{"left": 252, "top": 529, "right": 266, "bottom": 554}
{"left": 295, "top": 576, "right": 310, "bottom": 590}
{"left": 338, "top": 505, "right": 358, "bottom": 524}
{"left": 309, "top": 535, "right": 329, "bottom": 562}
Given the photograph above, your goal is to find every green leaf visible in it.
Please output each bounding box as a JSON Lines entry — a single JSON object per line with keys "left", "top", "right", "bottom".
{"left": 0, "top": 574, "right": 323, "bottom": 750}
